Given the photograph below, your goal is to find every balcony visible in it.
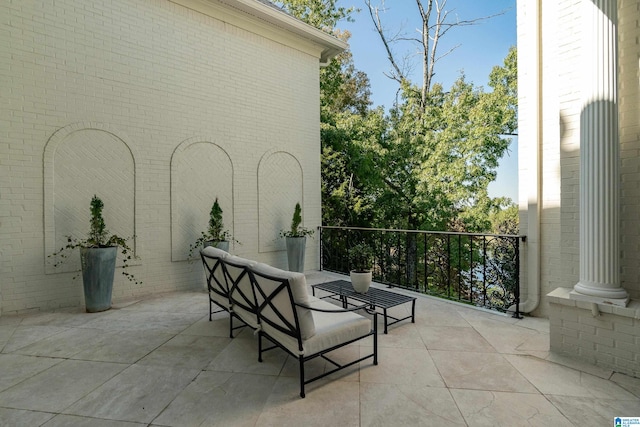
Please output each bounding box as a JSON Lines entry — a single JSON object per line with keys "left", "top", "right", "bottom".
{"left": 0, "top": 271, "right": 638, "bottom": 425}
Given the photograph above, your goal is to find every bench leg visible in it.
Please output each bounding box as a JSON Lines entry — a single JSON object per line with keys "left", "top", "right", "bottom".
{"left": 299, "top": 355, "right": 306, "bottom": 398}
{"left": 411, "top": 300, "right": 416, "bottom": 323}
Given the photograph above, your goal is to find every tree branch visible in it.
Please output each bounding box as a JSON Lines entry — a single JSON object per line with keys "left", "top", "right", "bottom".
{"left": 365, "top": 0, "right": 406, "bottom": 83}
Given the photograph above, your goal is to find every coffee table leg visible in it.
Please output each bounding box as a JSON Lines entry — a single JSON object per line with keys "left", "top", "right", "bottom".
{"left": 383, "top": 308, "right": 388, "bottom": 334}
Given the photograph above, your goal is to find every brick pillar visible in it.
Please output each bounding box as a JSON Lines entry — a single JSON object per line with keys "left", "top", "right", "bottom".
{"left": 572, "top": 0, "right": 629, "bottom": 305}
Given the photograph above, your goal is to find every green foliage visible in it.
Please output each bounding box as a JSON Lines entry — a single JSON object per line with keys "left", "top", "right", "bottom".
{"left": 348, "top": 242, "right": 374, "bottom": 272}
{"left": 49, "top": 195, "right": 140, "bottom": 284}
{"left": 281, "top": 202, "right": 314, "bottom": 238}
{"left": 188, "top": 198, "right": 235, "bottom": 259}
{"left": 207, "top": 198, "right": 227, "bottom": 242}
{"left": 279, "top": 1, "right": 518, "bottom": 238}
{"left": 361, "top": 48, "right": 518, "bottom": 233}
{"left": 274, "top": 0, "right": 354, "bottom": 31}
{"left": 489, "top": 200, "right": 519, "bottom": 235}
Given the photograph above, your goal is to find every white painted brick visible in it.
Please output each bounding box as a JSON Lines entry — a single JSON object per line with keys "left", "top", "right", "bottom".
{"left": 579, "top": 331, "right": 614, "bottom": 348}
{"left": 0, "top": 0, "right": 329, "bottom": 314}
{"left": 562, "top": 320, "right": 596, "bottom": 335}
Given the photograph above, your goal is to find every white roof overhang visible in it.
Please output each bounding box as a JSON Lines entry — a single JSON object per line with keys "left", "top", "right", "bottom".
{"left": 169, "top": 0, "right": 348, "bottom": 65}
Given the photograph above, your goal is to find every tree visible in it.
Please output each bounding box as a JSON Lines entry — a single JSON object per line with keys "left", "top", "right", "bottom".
{"left": 275, "top": 1, "right": 383, "bottom": 226}
{"left": 361, "top": 0, "right": 517, "bottom": 230}
{"left": 366, "top": 0, "right": 506, "bottom": 109}
{"left": 358, "top": 0, "right": 517, "bottom": 284}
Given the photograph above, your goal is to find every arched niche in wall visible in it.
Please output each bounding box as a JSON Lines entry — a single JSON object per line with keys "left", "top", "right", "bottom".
{"left": 44, "top": 123, "right": 136, "bottom": 273}
{"left": 171, "top": 138, "right": 233, "bottom": 261}
{"left": 258, "top": 150, "right": 303, "bottom": 252}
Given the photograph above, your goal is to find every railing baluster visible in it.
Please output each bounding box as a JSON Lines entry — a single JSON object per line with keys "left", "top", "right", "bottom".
{"left": 469, "top": 235, "right": 474, "bottom": 305}
{"left": 319, "top": 226, "right": 524, "bottom": 314}
{"left": 423, "top": 233, "right": 428, "bottom": 293}
{"left": 483, "top": 236, "right": 487, "bottom": 308}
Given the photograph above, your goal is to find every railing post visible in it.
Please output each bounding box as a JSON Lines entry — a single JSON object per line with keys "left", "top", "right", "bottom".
{"left": 446, "top": 234, "right": 451, "bottom": 298}
{"left": 469, "top": 236, "right": 474, "bottom": 306}
{"left": 319, "top": 226, "right": 323, "bottom": 271}
{"left": 423, "top": 233, "right": 428, "bottom": 293}
{"left": 482, "top": 237, "right": 488, "bottom": 307}
{"left": 512, "top": 236, "right": 522, "bottom": 319}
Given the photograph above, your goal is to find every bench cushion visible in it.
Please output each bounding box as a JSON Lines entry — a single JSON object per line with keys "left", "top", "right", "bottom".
{"left": 251, "top": 262, "right": 315, "bottom": 339}
{"left": 226, "top": 255, "right": 259, "bottom": 329}
{"left": 263, "top": 299, "right": 371, "bottom": 356}
{"left": 201, "top": 246, "right": 231, "bottom": 309}
{"left": 201, "top": 246, "right": 230, "bottom": 259}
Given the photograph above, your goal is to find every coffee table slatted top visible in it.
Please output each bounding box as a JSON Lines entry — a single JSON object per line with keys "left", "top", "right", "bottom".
{"left": 311, "top": 280, "right": 416, "bottom": 333}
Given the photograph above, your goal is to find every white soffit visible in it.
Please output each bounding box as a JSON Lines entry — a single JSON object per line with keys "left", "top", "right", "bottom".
{"left": 172, "top": 0, "right": 348, "bottom": 64}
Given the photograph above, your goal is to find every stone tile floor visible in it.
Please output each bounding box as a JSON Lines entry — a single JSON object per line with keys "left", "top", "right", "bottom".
{"left": 0, "top": 271, "right": 638, "bottom": 426}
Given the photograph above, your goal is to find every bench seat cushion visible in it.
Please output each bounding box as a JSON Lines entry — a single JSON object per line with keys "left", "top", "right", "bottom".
{"left": 251, "top": 262, "right": 315, "bottom": 339}
{"left": 263, "top": 299, "right": 371, "bottom": 356}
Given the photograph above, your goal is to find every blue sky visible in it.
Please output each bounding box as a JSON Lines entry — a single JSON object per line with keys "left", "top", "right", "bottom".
{"left": 335, "top": 0, "right": 518, "bottom": 201}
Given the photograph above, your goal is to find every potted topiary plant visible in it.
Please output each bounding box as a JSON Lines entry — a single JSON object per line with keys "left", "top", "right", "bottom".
{"left": 188, "top": 198, "right": 234, "bottom": 259}
{"left": 50, "top": 195, "right": 139, "bottom": 312}
{"left": 348, "top": 242, "right": 374, "bottom": 293}
{"left": 280, "top": 202, "right": 314, "bottom": 272}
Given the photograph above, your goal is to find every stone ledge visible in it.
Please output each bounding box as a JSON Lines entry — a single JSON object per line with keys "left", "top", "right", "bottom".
{"left": 547, "top": 287, "right": 640, "bottom": 319}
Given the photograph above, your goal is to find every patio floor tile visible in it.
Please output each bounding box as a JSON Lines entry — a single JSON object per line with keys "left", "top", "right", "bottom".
{"left": 153, "top": 371, "right": 277, "bottom": 427}
{"left": 0, "top": 273, "right": 637, "bottom": 426}
{"left": 504, "top": 354, "right": 639, "bottom": 399}
{"left": 0, "top": 354, "right": 62, "bottom": 393}
{"left": 0, "top": 359, "right": 126, "bottom": 412}
{"left": 0, "top": 408, "right": 55, "bottom": 426}
{"left": 430, "top": 350, "right": 538, "bottom": 393}
{"left": 205, "top": 330, "right": 288, "bottom": 375}
{"left": 256, "top": 377, "right": 361, "bottom": 427}
{"left": 136, "top": 334, "right": 231, "bottom": 370}
{"left": 70, "top": 330, "right": 173, "bottom": 363}
{"left": 417, "top": 326, "right": 496, "bottom": 352}
{"left": 64, "top": 364, "right": 200, "bottom": 423}
{"left": 360, "top": 382, "right": 466, "bottom": 426}
{"left": 450, "top": 389, "right": 574, "bottom": 426}
{"left": 360, "top": 346, "right": 445, "bottom": 387}
{"left": 546, "top": 395, "right": 640, "bottom": 427}
{"left": 44, "top": 414, "right": 145, "bottom": 426}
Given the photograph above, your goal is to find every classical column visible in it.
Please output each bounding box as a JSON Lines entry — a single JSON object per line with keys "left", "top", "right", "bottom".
{"left": 572, "top": 0, "right": 628, "bottom": 305}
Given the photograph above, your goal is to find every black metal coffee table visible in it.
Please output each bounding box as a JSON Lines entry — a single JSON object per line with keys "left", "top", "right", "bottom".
{"left": 312, "top": 280, "right": 416, "bottom": 334}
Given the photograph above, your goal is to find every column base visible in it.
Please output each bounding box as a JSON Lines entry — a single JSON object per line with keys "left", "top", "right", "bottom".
{"left": 569, "top": 289, "right": 629, "bottom": 307}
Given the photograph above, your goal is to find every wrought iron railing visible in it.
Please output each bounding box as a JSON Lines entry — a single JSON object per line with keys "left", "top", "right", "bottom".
{"left": 319, "top": 226, "right": 525, "bottom": 318}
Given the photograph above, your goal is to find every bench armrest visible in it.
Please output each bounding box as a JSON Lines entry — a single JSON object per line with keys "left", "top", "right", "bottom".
{"left": 295, "top": 302, "right": 377, "bottom": 316}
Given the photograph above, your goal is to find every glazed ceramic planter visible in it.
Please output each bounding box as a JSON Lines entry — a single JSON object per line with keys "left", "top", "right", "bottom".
{"left": 205, "top": 240, "right": 230, "bottom": 252}
{"left": 285, "top": 236, "right": 306, "bottom": 272}
{"left": 80, "top": 246, "right": 117, "bottom": 313}
{"left": 350, "top": 270, "right": 372, "bottom": 294}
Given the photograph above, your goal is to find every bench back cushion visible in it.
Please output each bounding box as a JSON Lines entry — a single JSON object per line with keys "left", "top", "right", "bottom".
{"left": 251, "top": 263, "right": 315, "bottom": 340}
{"left": 225, "top": 255, "right": 259, "bottom": 329}
{"left": 200, "top": 247, "right": 230, "bottom": 309}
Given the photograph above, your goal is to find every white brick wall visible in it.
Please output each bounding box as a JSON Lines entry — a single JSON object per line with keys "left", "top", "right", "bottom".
{"left": 520, "top": 0, "right": 640, "bottom": 378}
{"left": 619, "top": 0, "right": 640, "bottom": 301}
{"left": 518, "top": 0, "right": 640, "bottom": 313}
{"left": 549, "top": 289, "right": 640, "bottom": 378}
{"left": 0, "top": 0, "right": 329, "bottom": 314}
